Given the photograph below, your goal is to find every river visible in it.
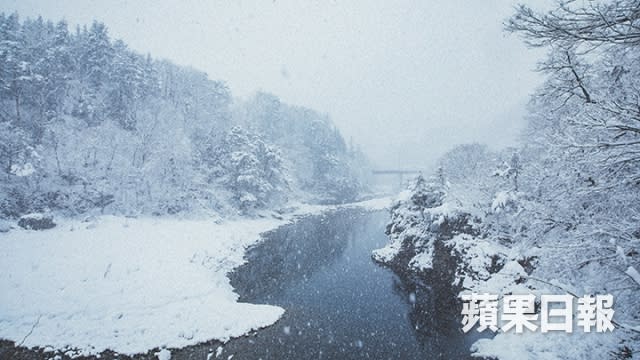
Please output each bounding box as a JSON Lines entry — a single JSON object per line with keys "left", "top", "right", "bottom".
{"left": 219, "top": 208, "right": 481, "bottom": 359}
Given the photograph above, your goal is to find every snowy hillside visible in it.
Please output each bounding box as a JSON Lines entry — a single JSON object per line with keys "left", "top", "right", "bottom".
{"left": 0, "top": 14, "right": 371, "bottom": 220}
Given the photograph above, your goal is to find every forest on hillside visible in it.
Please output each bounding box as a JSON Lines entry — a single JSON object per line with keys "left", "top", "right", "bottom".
{"left": 0, "top": 13, "right": 371, "bottom": 219}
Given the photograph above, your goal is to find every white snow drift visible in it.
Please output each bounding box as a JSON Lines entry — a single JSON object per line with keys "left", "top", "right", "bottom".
{"left": 0, "top": 216, "right": 284, "bottom": 356}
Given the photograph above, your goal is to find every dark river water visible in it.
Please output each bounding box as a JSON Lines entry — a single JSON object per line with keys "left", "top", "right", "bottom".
{"left": 223, "top": 208, "right": 481, "bottom": 360}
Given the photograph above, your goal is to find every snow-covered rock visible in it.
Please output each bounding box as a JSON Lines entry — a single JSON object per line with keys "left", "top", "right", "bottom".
{"left": 155, "top": 348, "right": 171, "bottom": 360}
{"left": 373, "top": 175, "right": 478, "bottom": 275}
{"left": 17, "top": 213, "right": 56, "bottom": 230}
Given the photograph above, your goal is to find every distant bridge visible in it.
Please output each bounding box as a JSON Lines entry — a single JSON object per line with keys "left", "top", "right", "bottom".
{"left": 371, "top": 170, "right": 422, "bottom": 175}
{"left": 371, "top": 169, "right": 423, "bottom": 187}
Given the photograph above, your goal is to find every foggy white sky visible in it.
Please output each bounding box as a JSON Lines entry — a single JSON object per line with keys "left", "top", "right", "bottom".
{"left": 2, "top": 0, "right": 546, "bottom": 169}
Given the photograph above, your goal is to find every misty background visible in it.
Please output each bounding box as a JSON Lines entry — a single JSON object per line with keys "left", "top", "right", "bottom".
{"left": 1, "top": 0, "right": 545, "bottom": 170}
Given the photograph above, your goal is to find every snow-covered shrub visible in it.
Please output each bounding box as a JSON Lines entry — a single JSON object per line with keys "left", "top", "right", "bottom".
{"left": 17, "top": 213, "right": 56, "bottom": 230}
{"left": 0, "top": 122, "right": 38, "bottom": 178}
{"left": 490, "top": 191, "right": 520, "bottom": 214}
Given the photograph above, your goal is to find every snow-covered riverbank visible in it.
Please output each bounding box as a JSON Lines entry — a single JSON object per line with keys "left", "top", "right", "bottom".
{"left": 0, "top": 198, "right": 391, "bottom": 357}
{"left": 373, "top": 177, "right": 638, "bottom": 360}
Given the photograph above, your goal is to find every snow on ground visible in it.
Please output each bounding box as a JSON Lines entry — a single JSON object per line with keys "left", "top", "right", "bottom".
{"left": 0, "top": 215, "right": 285, "bottom": 356}
{"left": 344, "top": 196, "right": 393, "bottom": 211}
{"left": 284, "top": 195, "right": 392, "bottom": 216}
{"left": 371, "top": 236, "right": 403, "bottom": 264}
{"left": 471, "top": 328, "right": 626, "bottom": 360}
{"left": 0, "top": 197, "right": 392, "bottom": 357}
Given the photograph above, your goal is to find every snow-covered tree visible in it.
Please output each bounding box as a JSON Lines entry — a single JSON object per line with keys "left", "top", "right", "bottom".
{"left": 206, "top": 127, "right": 289, "bottom": 212}
{"left": 0, "top": 13, "right": 368, "bottom": 218}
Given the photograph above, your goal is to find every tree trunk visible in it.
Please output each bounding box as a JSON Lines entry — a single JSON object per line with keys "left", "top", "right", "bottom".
{"left": 15, "top": 94, "right": 21, "bottom": 124}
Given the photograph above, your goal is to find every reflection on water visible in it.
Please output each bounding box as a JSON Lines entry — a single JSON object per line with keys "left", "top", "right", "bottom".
{"left": 224, "top": 209, "right": 482, "bottom": 360}
{"left": 229, "top": 210, "right": 352, "bottom": 301}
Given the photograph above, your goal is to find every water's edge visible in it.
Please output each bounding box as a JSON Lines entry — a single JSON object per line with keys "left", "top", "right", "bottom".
{"left": 0, "top": 207, "right": 483, "bottom": 360}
